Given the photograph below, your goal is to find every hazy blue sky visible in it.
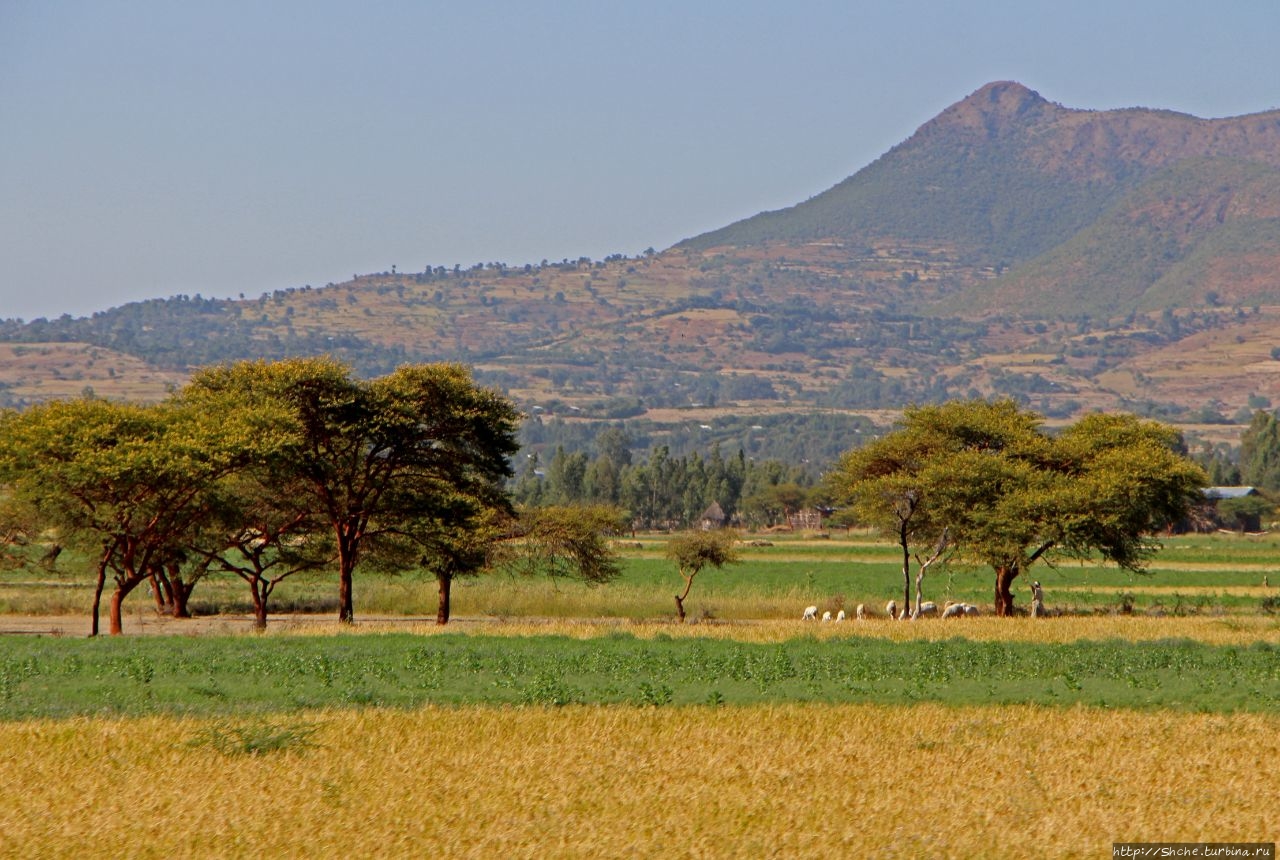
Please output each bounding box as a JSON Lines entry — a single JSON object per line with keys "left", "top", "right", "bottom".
{"left": 3, "top": 1, "right": 1278, "bottom": 321}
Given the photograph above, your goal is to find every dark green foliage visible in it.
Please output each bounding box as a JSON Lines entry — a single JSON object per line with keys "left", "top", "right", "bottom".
{"left": 1240, "top": 410, "right": 1280, "bottom": 493}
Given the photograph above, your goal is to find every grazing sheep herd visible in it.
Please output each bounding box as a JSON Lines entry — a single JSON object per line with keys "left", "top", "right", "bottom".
{"left": 801, "top": 585, "right": 1045, "bottom": 621}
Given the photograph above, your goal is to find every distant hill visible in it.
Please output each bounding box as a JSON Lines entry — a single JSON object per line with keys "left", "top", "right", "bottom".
{"left": 4, "top": 81, "right": 1280, "bottom": 451}
{"left": 681, "top": 80, "right": 1280, "bottom": 316}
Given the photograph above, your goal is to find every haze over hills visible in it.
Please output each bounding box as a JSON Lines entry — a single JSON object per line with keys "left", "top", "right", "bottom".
{"left": 3, "top": 81, "right": 1279, "bottom": 456}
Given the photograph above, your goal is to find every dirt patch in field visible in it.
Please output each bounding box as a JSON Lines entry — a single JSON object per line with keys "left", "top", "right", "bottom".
{"left": 0, "top": 613, "right": 468, "bottom": 637}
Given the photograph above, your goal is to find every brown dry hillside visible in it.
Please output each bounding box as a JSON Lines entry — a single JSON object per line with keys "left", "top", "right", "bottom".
{"left": 4, "top": 82, "right": 1280, "bottom": 444}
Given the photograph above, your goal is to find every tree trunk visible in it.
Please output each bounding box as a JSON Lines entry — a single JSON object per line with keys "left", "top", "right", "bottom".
{"left": 338, "top": 565, "right": 354, "bottom": 623}
{"left": 149, "top": 571, "right": 172, "bottom": 614}
{"left": 675, "top": 572, "right": 694, "bottom": 623}
{"left": 994, "top": 564, "right": 1018, "bottom": 617}
{"left": 252, "top": 589, "right": 269, "bottom": 630}
{"left": 171, "top": 584, "right": 192, "bottom": 619}
{"left": 109, "top": 574, "right": 145, "bottom": 636}
{"left": 436, "top": 572, "right": 452, "bottom": 625}
{"left": 166, "top": 562, "right": 193, "bottom": 618}
{"left": 90, "top": 557, "right": 108, "bottom": 637}
{"left": 337, "top": 531, "right": 357, "bottom": 624}
{"left": 914, "top": 565, "right": 925, "bottom": 618}
{"left": 899, "top": 524, "right": 912, "bottom": 615}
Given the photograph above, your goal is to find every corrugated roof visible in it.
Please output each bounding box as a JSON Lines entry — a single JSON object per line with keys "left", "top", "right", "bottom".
{"left": 1203, "top": 486, "right": 1257, "bottom": 499}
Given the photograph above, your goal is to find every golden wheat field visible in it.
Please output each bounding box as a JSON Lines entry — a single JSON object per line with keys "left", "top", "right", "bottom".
{"left": 1, "top": 703, "right": 1275, "bottom": 859}
{"left": 299, "top": 614, "right": 1280, "bottom": 647}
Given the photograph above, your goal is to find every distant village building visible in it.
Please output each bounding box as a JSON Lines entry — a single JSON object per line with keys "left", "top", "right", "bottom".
{"left": 1172, "top": 486, "right": 1266, "bottom": 534}
{"left": 699, "top": 502, "right": 726, "bottom": 531}
{"left": 787, "top": 506, "right": 826, "bottom": 532}
{"left": 1201, "top": 486, "right": 1265, "bottom": 532}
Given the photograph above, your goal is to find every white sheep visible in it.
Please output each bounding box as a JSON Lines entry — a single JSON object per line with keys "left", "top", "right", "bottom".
{"left": 803, "top": 605, "right": 818, "bottom": 621}
{"left": 835, "top": 609, "right": 846, "bottom": 622}
{"left": 855, "top": 604, "right": 865, "bottom": 621}
{"left": 942, "top": 601, "right": 982, "bottom": 619}
{"left": 912, "top": 601, "right": 938, "bottom": 619}
{"left": 885, "top": 600, "right": 898, "bottom": 620}
{"left": 821, "top": 610, "right": 833, "bottom": 623}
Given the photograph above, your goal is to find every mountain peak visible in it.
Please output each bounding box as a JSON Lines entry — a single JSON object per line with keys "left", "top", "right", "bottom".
{"left": 923, "top": 80, "right": 1055, "bottom": 138}
{"left": 967, "top": 80, "right": 1047, "bottom": 109}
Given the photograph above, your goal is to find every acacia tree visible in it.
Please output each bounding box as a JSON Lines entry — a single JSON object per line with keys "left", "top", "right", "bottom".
{"left": 828, "top": 430, "right": 954, "bottom": 614}
{"left": 501, "top": 504, "right": 626, "bottom": 583}
{"left": 408, "top": 501, "right": 626, "bottom": 625}
{"left": 185, "top": 359, "right": 521, "bottom": 623}
{"left": 666, "top": 529, "right": 740, "bottom": 622}
{"left": 188, "top": 469, "right": 333, "bottom": 630}
{"left": 0, "top": 398, "right": 278, "bottom": 634}
{"left": 830, "top": 401, "right": 1206, "bottom": 617}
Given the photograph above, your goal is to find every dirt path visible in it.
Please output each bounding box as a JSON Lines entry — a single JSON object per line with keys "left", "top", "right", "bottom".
{"left": 0, "top": 612, "right": 459, "bottom": 637}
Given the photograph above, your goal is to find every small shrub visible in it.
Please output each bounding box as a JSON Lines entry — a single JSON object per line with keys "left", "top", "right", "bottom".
{"left": 188, "top": 721, "right": 319, "bottom": 757}
{"left": 634, "top": 682, "right": 673, "bottom": 706}
{"left": 520, "top": 672, "right": 578, "bottom": 707}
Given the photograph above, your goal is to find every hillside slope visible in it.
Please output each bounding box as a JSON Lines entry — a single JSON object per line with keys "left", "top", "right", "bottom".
{"left": 4, "top": 82, "right": 1280, "bottom": 445}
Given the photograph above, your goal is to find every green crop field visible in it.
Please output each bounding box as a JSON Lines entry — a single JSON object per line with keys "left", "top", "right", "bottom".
{"left": 2, "top": 631, "right": 1279, "bottom": 720}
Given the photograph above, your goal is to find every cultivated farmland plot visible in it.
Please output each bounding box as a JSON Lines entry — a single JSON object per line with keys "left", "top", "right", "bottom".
{"left": 1, "top": 532, "right": 1277, "bottom": 858}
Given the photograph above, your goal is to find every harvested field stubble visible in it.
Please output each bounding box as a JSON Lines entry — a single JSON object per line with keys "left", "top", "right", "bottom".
{"left": 334, "top": 614, "right": 1280, "bottom": 646}
{"left": 0, "top": 704, "right": 1275, "bottom": 859}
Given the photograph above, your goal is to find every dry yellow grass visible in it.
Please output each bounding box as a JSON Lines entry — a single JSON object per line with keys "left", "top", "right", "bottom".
{"left": 1, "top": 704, "right": 1274, "bottom": 859}
{"left": 340, "top": 614, "right": 1280, "bottom": 647}
{"left": 7, "top": 612, "right": 1278, "bottom": 646}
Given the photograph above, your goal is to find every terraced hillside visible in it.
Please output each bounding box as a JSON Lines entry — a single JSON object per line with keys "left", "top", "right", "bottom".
{"left": 3, "top": 82, "right": 1280, "bottom": 444}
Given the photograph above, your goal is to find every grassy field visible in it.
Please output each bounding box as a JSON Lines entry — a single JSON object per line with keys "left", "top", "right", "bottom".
{"left": 3, "top": 532, "right": 1279, "bottom": 623}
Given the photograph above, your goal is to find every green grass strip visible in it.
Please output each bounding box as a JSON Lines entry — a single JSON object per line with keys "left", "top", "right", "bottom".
{"left": 1, "top": 632, "right": 1277, "bottom": 719}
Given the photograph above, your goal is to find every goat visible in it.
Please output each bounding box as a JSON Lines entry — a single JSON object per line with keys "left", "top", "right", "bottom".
{"left": 835, "top": 609, "right": 846, "bottom": 622}
{"left": 821, "top": 610, "right": 833, "bottom": 623}
{"left": 803, "top": 605, "right": 818, "bottom": 621}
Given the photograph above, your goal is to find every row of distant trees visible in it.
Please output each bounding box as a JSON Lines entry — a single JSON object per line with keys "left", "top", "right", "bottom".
{"left": 0, "top": 359, "right": 622, "bottom": 634}
{"left": 510, "top": 438, "right": 819, "bottom": 531}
